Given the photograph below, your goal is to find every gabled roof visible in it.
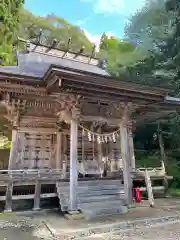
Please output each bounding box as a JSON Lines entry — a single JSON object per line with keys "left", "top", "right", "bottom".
{"left": 0, "top": 43, "right": 180, "bottom": 109}
{"left": 0, "top": 51, "right": 109, "bottom": 79}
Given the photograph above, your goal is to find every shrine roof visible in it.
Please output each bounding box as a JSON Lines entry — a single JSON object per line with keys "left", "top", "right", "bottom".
{"left": 0, "top": 64, "right": 47, "bottom": 78}
{"left": 0, "top": 42, "right": 179, "bottom": 102}
{"left": 0, "top": 49, "right": 109, "bottom": 79}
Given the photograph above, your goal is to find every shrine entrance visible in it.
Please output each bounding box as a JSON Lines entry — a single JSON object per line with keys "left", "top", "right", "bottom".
{"left": 0, "top": 38, "right": 178, "bottom": 216}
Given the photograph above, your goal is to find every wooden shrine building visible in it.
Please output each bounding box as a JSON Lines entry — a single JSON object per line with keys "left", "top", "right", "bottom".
{"left": 0, "top": 40, "right": 179, "bottom": 217}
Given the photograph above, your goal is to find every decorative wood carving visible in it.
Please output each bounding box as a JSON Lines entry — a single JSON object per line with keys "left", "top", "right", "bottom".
{"left": 81, "top": 102, "right": 135, "bottom": 120}
{"left": 0, "top": 78, "right": 46, "bottom": 92}
{"left": 56, "top": 94, "right": 81, "bottom": 123}
{"left": 46, "top": 75, "right": 59, "bottom": 90}
{"left": 1, "top": 93, "right": 27, "bottom": 128}
{"left": 20, "top": 116, "right": 57, "bottom": 129}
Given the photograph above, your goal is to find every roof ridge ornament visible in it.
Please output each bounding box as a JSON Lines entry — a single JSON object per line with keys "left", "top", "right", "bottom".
{"left": 99, "top": 59, "right": 108, "bottom": 70}
{"left": 17, "top": 36, "right": 99, "bottom": 66}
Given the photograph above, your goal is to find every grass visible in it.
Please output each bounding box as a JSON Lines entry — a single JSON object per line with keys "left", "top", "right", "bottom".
{"left": 168, "top": 188, "right": 180, "bottom": 197}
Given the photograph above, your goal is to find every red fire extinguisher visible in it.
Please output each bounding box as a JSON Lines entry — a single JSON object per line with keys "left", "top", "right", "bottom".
{"left": 135, "top": 187, "right": 141, "bottom": 203}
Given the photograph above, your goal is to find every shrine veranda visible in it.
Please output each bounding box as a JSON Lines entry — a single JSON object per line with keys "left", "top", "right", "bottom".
{"left": 0, "top": 40, "right": 179, "bottom": 215}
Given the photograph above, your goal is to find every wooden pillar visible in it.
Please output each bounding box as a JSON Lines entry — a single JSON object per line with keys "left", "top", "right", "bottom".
{"left": 4, "top": 181, "right": 13, "bottom": 212}
{"left": 8, "top": 129, "right": 18, "bottom": 170}
{"left": 128, "top": 128, "right": 136, "bottom": 170}
{"left": 120, "top": 121, "right": 133, "bottom": 206}
{"left": 69, "top": 120, "right": 78, "bottom": 211}
{"left": 56, "top": 131, "right": 62, "bottom": 170}
{"left": 33, "top": 180, "right": 41, "bottom": 210}
{"left": 19, "top": 132, "right": 25, "bottom": 169}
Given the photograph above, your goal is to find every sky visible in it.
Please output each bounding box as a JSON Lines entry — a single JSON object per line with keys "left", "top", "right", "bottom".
{"left": 25, "top": 0, "right": 146, "bottom": 46}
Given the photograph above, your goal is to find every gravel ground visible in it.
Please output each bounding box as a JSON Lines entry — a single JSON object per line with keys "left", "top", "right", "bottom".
{"left": 132, "top": 222, "right": 180, "bottom": 240}
{"left": 92, "top": 220, "right": 180, "bottom": 240}
{"left": 2, "top": 219, "right": 180, "bottom": 240}
{"left": 1, "top": 198, "right": 180, "bottom": 240}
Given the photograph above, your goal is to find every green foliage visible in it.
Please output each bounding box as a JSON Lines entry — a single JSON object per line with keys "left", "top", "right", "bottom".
{"left": 18, "top": 10, "right": 93, "bottom": 54}
{"left": 0, "top": 6, "right": 93, "bottom": 65}
{"left": 0, "top": 136, "right": 11, "bottom": 149}
{"left": 0, "top": 0, "right": 24, "bottom": 65}
{"left": 99, "top": 0, "right": 180, "bottom": 185}
{"left": 99, "top": 33, "right": 138, "bottom": 75}
{"left": 127, "top": 0, "right": 180, "bottom": 184}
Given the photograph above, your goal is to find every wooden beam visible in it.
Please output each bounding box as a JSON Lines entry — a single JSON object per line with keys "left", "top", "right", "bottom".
{"left": 18, "top": 127, "right": 57, "bottom": 134}
{"left": 81, "top": 115, "right": 121, "bottom": 126}
{"left": 62, "top": 81, "right": 164, "bottom": 102}
{"left": 0, "top": 80, "right": 45, "bottom": 92}
{"left": 53, "top": 68, "right": 169, "bottom": 96}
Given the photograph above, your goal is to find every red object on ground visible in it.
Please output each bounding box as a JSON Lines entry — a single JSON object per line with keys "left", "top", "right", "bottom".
{"left": 135, "top": 187, "right": 141, "bottom": 203}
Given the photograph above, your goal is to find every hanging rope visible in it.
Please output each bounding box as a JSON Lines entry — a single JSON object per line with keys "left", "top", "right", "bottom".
{"left": 79, "top": 124, "right": 120, "bottom": 137}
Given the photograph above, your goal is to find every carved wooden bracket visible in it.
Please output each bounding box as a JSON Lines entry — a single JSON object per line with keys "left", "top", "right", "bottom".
{"left": 56, "top": 94, "right": 81, "bottom": 124}
{"left": 1, "top": 93, "right": 27, "bottom": 128}
{"left": 46, "top": 75, "right": 59, "bottom": 91}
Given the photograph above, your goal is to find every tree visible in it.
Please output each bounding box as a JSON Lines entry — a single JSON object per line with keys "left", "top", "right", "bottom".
{"left": 125, "top": 0, "right": 174, "bottom": 52}
{"left": 123, "top": 0, "right": 180, "bottom": 181}
{"left": 0, "top": 0, "right": 24, "bottom": 65}
{"left": 18, "top": 10, "right": 93, "bottom": 54}
{"left": 99, "top": 34, "right": 138, "bottom": 75}
{"left": 0, "top": 7, "right": 93, "bottom": 66}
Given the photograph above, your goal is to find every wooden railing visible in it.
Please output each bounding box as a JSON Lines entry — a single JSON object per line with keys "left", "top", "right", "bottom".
{"left": 132, "top": 167, "right": 166, "bottom": 177}
{"left": 0, "top": 169, "right": 64, "bottom": 182}
{"left": 0, "top": 165, "right": 168, "bottom": 183}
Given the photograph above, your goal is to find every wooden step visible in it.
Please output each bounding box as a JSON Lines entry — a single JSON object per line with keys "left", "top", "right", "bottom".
{"left": 58, "top": 184, "right": 124, "bottom": 192}
{"left": 60, "top": 194, "right": 125, "bottom": 206}
{"left": 58, "top": 179, "right": 123, "bottom": 187}
{"left": 56, "top": 180, "right": 126, "bottom": 216}
{"left": 61, "top": 189, "right": 125, "bottom": 198}
{"left": 79, "top": 197, "right": 125, "bottom": 206}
